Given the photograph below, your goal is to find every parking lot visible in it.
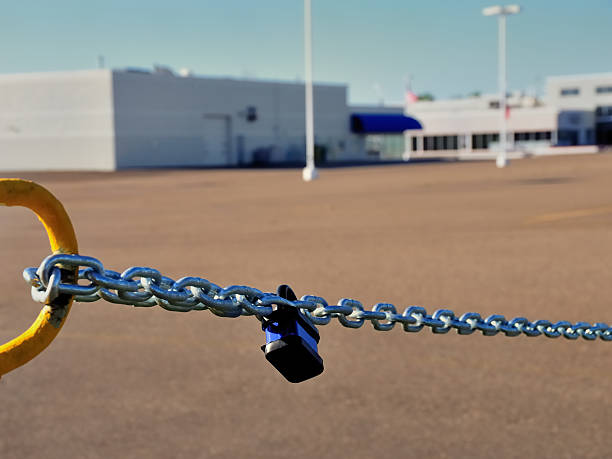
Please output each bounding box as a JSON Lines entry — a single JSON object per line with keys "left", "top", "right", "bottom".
{"left": 1, "top": 154, "right": 612, "bottom": 458}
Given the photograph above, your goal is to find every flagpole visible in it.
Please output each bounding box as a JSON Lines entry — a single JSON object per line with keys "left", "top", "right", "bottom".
{"left": 302, "top": 0, "right": 319, "bottom": 181}
{"left": 497, "top": 13, "right": 508, "bottom": 168}
{"left": 403, "top": 75, "right": 417, "bottom": 162}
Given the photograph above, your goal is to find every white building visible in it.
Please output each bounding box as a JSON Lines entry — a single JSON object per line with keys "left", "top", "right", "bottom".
{"left": 5, "top": 68, "right": 607, "bottom": 170}
{"left": 0, "top": 68, "right": 420, "bottom": 171}
{"left": 547, "top": 73, "right": 612, "bottom": 146}
{"left": 404, "top": 72, "right": 612, "bottom": 159}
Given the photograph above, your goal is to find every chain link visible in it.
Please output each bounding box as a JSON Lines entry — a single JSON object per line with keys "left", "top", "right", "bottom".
{"left": 22, "top": 253, "right": 612, "bottom": 341}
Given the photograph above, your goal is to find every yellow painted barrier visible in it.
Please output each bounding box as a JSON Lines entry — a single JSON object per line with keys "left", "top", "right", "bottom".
{"left": 0, "top": 179, "right": 78, "bottom": 377}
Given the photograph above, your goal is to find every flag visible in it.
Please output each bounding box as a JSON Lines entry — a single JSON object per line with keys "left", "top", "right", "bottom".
{"left": 405, "top": 89, "right": 418, "bottom": 105}
{"left": 505, "top": 105, "right": 511, "bottom": 119}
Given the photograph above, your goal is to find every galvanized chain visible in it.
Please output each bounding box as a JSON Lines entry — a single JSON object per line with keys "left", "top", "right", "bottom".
{"left": 23, "top": 253, "right": 612, "bottom": 341}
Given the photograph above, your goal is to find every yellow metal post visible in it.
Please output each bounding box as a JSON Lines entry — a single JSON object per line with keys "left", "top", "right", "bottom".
{"left": 0, "top": 179, "right": 78, "bottom": 377}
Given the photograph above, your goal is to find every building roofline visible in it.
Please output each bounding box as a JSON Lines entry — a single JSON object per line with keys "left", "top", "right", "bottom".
{"left": 112, "top": 68, "right": 347, "bottom": 89}
{"left": 547, "top": 72, "right": 612, "bottom": 81}
{"left": 0, "top": 68, "right": 347, "bottom": 90}
{"left": 0, "top": 69, "right": 110, "bottom": 79}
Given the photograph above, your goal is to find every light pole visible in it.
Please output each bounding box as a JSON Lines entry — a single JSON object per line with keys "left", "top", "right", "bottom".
{"left": 482, "top": 4, "right": 521, "bottom": 168}
{"left": 302, "top": 0, "right": 319, "bottom": 181}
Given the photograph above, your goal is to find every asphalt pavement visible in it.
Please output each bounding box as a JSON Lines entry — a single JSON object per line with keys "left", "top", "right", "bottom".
{"left": 1, "top": 154, "right": 611, "bottom": 458}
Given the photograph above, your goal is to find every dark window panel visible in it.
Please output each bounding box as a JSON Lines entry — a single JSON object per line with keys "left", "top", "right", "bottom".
{"left": 561, "top": 88, "right": 580, "bottom": 96}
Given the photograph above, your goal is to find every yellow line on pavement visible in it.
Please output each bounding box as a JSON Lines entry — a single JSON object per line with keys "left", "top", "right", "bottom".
{"left": 526, "top": 205, "right": 612, "bottom": 224}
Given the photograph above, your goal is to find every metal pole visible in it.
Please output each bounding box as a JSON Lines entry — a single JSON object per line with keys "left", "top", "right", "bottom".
{"left": 497, "top": 14, "right": 508, "bottom": 168}
{"left": 302, "top": 0, "right": 319, "bottom": 181}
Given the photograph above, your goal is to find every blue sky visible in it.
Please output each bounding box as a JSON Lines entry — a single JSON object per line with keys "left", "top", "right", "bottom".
{"left": 1, "top": 0, "right": 610, "bottom": 103}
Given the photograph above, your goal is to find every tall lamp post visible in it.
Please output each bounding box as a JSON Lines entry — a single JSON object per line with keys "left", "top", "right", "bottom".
{"left": 302, "top": 0, "right": 319, "bottom": 181}
{"left": 482, "top": 4, "right": 521, "bottom": 168}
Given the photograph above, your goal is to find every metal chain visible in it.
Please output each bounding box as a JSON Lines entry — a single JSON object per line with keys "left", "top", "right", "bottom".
{"left": 22, "top": 253, "right": 612, "bottom": 341}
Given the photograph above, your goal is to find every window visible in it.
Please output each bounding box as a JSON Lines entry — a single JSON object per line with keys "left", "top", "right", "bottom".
{"left": 558, "top": 130, "right": 579, "bottom": 146}
{"left": 421, "top": 135, "right": 459, "bottom": 151}
{"left": 472, "top": 134, "right": 485, "bottom": 149}
{"left": 535, "top": 132, "right": 548, "bottom": 140}
{"left": 586, "top": 129, "right": 594, "bottom": 144}
{"left": 412, "top": 137, "right": 418, "bottom": 151}
{"left": 596, "top": 106, "right": 612, "bottom": 117}
{"left": 446, "top": 135, "right": 458, "bottom": 150}
{"left": 246, "top": 106, "right": 257, "bottom": 121}
{"left": 468, "top": 133, "right": 498, "bottom": 149}
{"left": 515, "top": 131, "right": 552, "bottom": 142}
{"left": 596, "top": 86, "right": 612, "bottom": 94}
{"left": 560, "top": 88, "right": 580, "bottom": 96}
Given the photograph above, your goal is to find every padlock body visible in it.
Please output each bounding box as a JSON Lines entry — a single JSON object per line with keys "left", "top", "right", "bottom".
{"left": 264, "top": 317, "right": 319, "bottom": 352}
{"left": 262, "top": 308, "right": 323, "bottom": 383}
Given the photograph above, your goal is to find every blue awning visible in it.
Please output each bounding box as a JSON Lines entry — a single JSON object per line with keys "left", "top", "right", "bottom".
{"left": 350, "top": 113, "right": 422, "bottom": 134}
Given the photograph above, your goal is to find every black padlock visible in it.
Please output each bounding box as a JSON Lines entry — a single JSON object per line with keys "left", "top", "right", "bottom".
{"left": 261, "top": 285, "right": 324, "bottom": 383}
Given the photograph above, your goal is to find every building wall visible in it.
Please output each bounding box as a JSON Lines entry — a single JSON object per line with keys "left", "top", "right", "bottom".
{"left": 0, "top": 70, "right": 115, "bottom": 171}
{"left": 405, "top": 101, "right": 559, "bottom": 157}
{"left": 404, "top": 75, "right": 612, "bottom": 157}
{"left": 547, "top": 74, "right": 612, "bottom": 145}
{"left": 0, "top": 69, "right": 367, "bottom": 171}
{"left": 407, "top": 105, "right": 557, "bottom": 134}
{"left": 112, "top": 71, "right": 362, "bottom": 168}
{"left": 547, "top": 74, "right": 612, "bottom": 110}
